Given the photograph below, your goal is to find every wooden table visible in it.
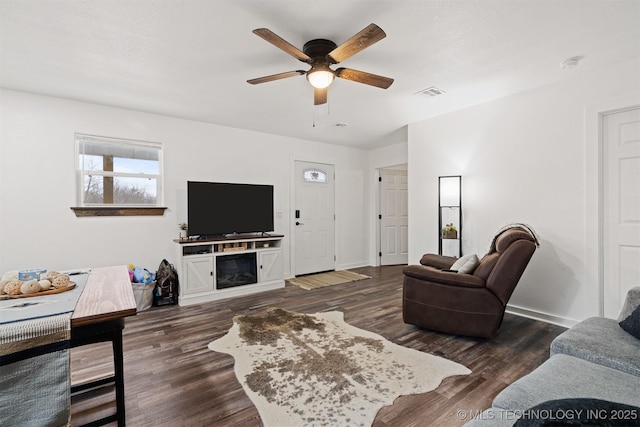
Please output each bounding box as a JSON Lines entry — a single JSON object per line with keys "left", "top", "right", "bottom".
{"left": 70, "top": 265, "right": 137, "bottom": 427}
{"left": 72, "top": 265, "right": 137, "bottom": 327}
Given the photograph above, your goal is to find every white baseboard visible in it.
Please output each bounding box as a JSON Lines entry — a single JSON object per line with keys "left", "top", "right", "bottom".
{"left": 336, "top": 261, "right": 370, "bottom": 271}
{"left": 506, "top": 304, "right": 580, "bottom": 329}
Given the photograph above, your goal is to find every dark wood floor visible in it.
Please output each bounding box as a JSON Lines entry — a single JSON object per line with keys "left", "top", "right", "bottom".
{"left": 70, "top": 265, "right": 566, "bottom": 427}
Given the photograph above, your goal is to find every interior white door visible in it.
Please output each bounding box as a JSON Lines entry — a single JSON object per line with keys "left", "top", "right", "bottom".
{"left": 603, "top": 106, "right": 640, "bottom": 318}
{"left": 380, "top": 168, "right": 408, "bottom": 265}
{"left": 294, "top": 161, "right": 335, "bottom": 275}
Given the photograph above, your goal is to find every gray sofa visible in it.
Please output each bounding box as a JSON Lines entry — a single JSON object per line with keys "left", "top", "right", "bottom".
{"left": 464, "top": 288, "right": 640, "bottom": 426}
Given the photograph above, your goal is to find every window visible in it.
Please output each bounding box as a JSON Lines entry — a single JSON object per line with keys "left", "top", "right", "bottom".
{"left": 76, "top": 134, "right": 163, "bottom": 209}
{"left": 303, "top": 168, "right": 327, "bottom": 183}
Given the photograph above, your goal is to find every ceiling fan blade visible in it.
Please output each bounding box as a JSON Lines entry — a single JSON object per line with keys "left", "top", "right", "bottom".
{"left": 327, "top": 23, "right": 386, "bottom": 64}
{"left": 247, "top": 70, "right": 306, "bottom": 85}
{"left": 252, "top": 28, "right": 311, "bottom": 62}
{"left": 314, "top": 87, "right": 328, "bottom": 105}
{"left": 335, "top": 67, "right": 394, "bottom": 89}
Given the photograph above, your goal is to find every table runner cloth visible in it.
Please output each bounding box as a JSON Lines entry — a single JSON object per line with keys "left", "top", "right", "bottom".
{"left": 0, "top": 273, "right": 89, "bottom": 426}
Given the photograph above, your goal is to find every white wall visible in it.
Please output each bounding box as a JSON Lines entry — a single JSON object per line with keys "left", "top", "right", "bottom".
{"left": 408, "top": 58, "right": 640, "bottom": 326}
{"left": 0, "top": 89, "right": 372, "bottom": 277}
{"left": 369, "top": 140, "right": 408, "bottom": 171}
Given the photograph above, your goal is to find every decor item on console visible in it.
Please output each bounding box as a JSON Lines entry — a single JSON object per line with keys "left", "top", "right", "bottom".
{"left": 178, "top": 222, "right": 188, "bottom": 240}
{"left": 403, "top": 224, "right": 539, "bottom": 338}
{"left": 209, "top": 308, "right": 470, "bottom": 427}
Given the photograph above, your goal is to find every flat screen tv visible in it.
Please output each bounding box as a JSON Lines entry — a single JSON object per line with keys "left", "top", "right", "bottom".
{"left": 187, "top": 181, "right": 274, "bottom": 238}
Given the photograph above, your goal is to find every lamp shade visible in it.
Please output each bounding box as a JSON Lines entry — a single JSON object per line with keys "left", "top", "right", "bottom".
{"left": 306, "top": 66, "right": 334, "bottom": 89}
{"left": 439, "top": 176, "right": 461, "bottom": 206}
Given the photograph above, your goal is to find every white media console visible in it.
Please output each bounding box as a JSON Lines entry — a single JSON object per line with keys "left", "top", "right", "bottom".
{"left": 175, "top": 234, "right": 284, "bottom": 306}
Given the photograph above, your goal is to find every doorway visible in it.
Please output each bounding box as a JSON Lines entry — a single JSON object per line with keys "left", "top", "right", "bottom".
{"left": 379, "top": 167, "right": 408, "bottom": 265}
{"left": 602, "top": 106, "right": 640, "bottom": 317}
{"left": 293, "top": 161, "right": 336, "bottom": 276}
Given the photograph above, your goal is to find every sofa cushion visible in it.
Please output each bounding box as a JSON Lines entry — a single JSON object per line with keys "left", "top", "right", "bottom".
{"left": 493, "top": 354, "right": 640, "bottom": 411}
{"left": 513, "top": 398, "right": 640, "bottom": 426}
{"left": 473, "top": 253, "right": 500, "bottom": 281}
{"left": 618, "top": 286, "right": 640, "bottom": 340}
{"left": 419, "top": 253, "right": 457, "bottom": 269}
{"left": 620, "top": 307, "right": 640, "bottom": 340}
{"left": 618, "top": 287, "right": 640, "bottom": 321}
{"left": 550, "top": 317, "right": 640, "bottom": 377}
{"left": 451, "top": 254, "right": 480, "bottom": 274}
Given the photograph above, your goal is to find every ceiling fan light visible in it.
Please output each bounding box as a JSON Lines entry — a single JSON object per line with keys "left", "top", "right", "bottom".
{"left": 307, "top": 69, "right": 334, "bottom": 89}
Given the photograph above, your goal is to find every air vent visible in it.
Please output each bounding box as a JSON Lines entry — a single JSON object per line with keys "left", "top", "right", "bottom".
{"left": 417, "top": 86, "right": 446, "bottom": 97}
{"left": 561, "top": 55, "right": 585, "bottom": 70}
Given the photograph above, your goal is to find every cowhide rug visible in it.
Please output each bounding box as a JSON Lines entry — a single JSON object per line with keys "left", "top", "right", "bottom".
{"left": 209, "top": 308, "right": 471, "bottom": 427}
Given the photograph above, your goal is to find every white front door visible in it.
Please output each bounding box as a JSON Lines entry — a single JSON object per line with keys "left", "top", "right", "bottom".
{"left": 294, "top": 161, "right": 335, "bottom": 276}
{"left": 380, "top": 168, "right": 408, "bottom": 265}
{"left": 603, "top": 106, "right": 640, "bottom": 318}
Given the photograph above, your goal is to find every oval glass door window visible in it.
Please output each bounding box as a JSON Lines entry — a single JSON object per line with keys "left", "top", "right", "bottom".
{"left": 303, "top": 168, "right": 327, "bottom": 183}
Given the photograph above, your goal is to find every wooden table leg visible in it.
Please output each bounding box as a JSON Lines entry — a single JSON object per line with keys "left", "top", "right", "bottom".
{"left": 112, "top": 327, "right": 125, "bottom": 426}
{"left": 71, "top": 319, "right": 126, "bottom": 427}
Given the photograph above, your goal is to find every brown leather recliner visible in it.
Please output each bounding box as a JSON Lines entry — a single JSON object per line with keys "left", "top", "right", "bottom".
{"left": 402, "top": 225, "right": 539, "bottom": 338}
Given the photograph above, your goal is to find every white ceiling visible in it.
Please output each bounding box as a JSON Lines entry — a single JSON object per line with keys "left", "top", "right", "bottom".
{"left": 1, "top": 0, "right": 639, "bottom": 149}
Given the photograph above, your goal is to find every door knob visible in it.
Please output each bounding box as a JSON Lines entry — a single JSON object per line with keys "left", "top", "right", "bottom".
{"left": 296, "top": 221, "right": 304, "bottom": 226}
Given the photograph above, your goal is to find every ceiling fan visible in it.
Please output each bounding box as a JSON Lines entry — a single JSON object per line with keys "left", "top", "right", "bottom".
{"left": 247, "top": 23, "right": 394, "bottom": 105}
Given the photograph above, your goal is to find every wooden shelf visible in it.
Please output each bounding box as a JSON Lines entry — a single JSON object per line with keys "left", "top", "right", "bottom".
{"left": 174, "top": 233, "right": 284, "bottom": 244}
{"left": 72, "top": 207, "right": 167, "bottom": 217}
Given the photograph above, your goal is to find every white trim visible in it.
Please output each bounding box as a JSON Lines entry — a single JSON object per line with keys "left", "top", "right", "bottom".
{"left": 75, "top": 133, "right": 162, "bottom": 149}
{"left": 336, "top": 261, "right": 370, "bottom": 271}
{"left": 82, "top": 171, "right": 159, "bottom": 179}
{"left": 375, "top": 168, "right": 382, "bottom": 267}
{"left": 506, "top": 304, "right": 578, "bottom": 329}
{"left": 585, "top": 95, "right": 640, "bottom": 317}
{"left": 75, "top": 133, "right": 164, "bottom": 207}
